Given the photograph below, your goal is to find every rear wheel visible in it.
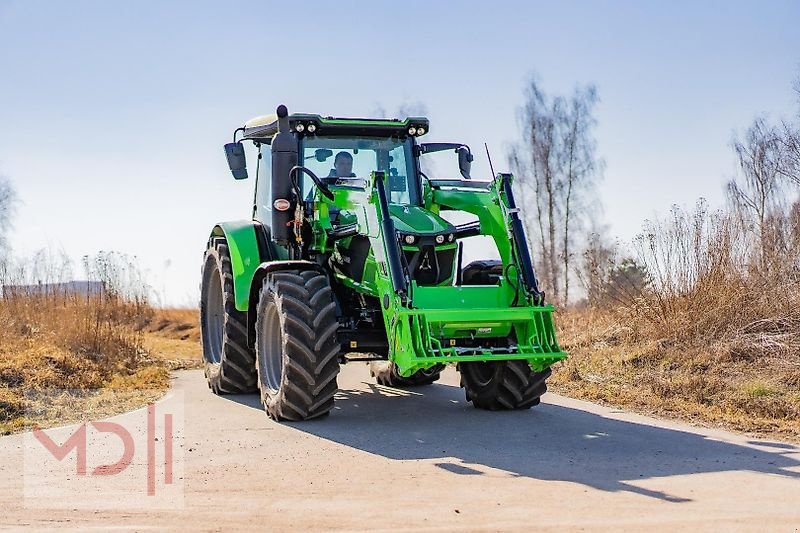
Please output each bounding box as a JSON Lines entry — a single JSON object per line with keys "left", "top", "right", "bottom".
{"left": 458, "top": 360, "right": 550, "bottom": 410}
{"left": 369, "top": 361, "right": 445, "bottom": 387}
{"left": 255, "top": 270, "right": 341, "bottom": 421}
{"left": 200, "top": 236, "right": 257, "bottom": 394}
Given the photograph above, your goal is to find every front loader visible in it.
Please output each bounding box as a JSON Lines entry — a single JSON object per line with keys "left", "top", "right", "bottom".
{"left": 200, "top": 104, "right": 566, "bottom": 421}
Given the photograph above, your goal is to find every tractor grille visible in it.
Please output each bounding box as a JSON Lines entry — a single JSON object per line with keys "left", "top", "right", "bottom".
{"left": 403, "top": 245, "right": 456, "bottom": 286}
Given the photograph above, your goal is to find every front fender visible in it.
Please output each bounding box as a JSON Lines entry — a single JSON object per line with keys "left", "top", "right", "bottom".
{"left": 210, "top": 221, "right": 263, "bottom": 312}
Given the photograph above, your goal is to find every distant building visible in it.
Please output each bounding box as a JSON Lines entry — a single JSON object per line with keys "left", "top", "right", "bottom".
{"left": 1, "top": 280, "right": 105, "bottom": 298}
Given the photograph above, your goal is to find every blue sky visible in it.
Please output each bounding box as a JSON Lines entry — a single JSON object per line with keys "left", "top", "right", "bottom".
{"left": 1, "top": 0, "right": 798, "bottom": 306}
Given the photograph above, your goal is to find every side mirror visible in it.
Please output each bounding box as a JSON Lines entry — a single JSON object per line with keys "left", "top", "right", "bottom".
{"left": 457, "top": 146, "right": 473, "bottom": 179}
{"left": 224, "top": 142, "right": 248, "bottom": 180}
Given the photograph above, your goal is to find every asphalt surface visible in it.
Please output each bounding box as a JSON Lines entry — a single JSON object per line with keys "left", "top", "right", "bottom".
{"left": 1, "top": 366, "right": 800, "bottom": 531}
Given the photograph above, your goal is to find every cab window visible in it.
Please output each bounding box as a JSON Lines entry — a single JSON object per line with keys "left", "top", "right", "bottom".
{"left": 300, "top": 136, "right": 420, "bottom": 205}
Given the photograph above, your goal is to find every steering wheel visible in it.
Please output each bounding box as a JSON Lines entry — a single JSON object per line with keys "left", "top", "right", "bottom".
{"left": 289, "top": 166, "right": 335, "bottom": 201}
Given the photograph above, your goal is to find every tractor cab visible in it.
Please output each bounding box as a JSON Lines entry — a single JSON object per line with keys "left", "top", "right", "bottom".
{"left": 226, "top": 108, "right": 472, "bottom": 281}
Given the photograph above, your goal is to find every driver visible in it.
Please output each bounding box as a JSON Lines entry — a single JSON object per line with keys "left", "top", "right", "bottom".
{"left": 318, "top": 151, "right": 355, "bottom": 222}
{"left": 327, "top": 151, "right": 355, "bottom": 181}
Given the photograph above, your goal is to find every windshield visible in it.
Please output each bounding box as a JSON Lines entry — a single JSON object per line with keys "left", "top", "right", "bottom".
{"left": 300, "top": 136, "right": 420, "bottom": 205}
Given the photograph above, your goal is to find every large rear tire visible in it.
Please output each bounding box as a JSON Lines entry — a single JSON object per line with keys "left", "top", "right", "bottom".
{"left": 255, "top": 270, "right": 341, "bottom": 421}
{"left": 458, "top": 361, "right": 550, "bottom": 410}
{"left": 200, "top": 236, "right": 257, "bottom": 394}
{"left": 369, "top": 361, "right": 445, "bottom": 387}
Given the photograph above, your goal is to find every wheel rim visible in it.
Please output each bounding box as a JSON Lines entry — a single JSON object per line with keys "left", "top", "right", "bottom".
{"left": 259, "top": 301, "right": 284, "bottom": 391}
{"left": 204, "top": 265, "right": 224, "bottom": 364}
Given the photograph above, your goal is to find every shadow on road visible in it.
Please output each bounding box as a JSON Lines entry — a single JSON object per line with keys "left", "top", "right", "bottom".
{"left": 225, "top": 381, "right": 800, "bottom": 503}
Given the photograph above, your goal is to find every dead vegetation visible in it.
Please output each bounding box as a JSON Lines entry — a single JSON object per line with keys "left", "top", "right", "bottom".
{"left": 550, "top": 98, "right": 800, "bottom": 440}
{"left": 0, "top": 253, "right": 169, "bottom": 434}
{"left": 139, "top": 307, "right": 200, "bottom": 342}
{"left": 137, "top": 307, "right": 202, "bottom": 370}
{"left": 553, "top": 199, "right": 800, "bottom": 440}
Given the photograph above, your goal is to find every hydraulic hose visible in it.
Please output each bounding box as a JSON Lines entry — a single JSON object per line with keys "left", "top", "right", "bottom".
{"left": 500, "top": 173, "right": 544, "bottom": 304}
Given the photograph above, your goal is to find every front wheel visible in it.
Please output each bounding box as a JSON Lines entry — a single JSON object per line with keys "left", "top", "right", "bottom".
{"left": 255, "top": 270, "right": 341, "bottom": 421}
{"left": 369, "top": 361, "right": 445, "bottom": 387}
{"left": 458, "top": 360, "right": 550, "bottom": 410}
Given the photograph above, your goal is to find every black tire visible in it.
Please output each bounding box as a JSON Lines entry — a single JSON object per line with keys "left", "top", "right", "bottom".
{"left": 255, "top": 270, "right": 341, "bottom": 421}
{"left": 461, "top": 259, "right": 503, "bottom": 285}
{"left": 369, "top": 361, "right": 445, "bottom": 387}
{"left": 458, "top": 361, "right": 551, "bottom": 410}
{"left": 200, "top": 236, "right": 258, "bottom": 394}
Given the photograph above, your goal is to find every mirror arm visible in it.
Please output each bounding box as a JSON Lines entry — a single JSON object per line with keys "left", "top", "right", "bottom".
{"left": 419, "top": 142, "right": 470, "bottom": 154}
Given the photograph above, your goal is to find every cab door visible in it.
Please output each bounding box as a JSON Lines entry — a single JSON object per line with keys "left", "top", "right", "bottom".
{"left": 253, "top": 143, "right": 272, "bottom": 225}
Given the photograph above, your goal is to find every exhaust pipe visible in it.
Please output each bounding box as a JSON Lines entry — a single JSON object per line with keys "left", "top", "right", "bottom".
{"left": 271, "top": 104, "right": 297, "bottom": 245}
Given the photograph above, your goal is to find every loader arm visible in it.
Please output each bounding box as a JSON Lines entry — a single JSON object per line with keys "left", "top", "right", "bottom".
{"left": 311, "top": 170, "right": 566, "bottom": 376}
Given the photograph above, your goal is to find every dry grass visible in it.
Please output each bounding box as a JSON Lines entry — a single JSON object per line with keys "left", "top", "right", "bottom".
{"left": 554, "top": 202, "right": 800, "bottom": 441}
{"left": 0, "top": 255, "right": 201, "bottom": 435}
{"left": 0, "top": 289, "right": 171, "bottom": 434}
{"left": 552, "top": 307, "right": 800, "bottom": 441}
{"left": 0, "top": 252, "right": 184, "bottom": 434}
{"left": 137, "top": 308, "right": 202, "bottom": 370}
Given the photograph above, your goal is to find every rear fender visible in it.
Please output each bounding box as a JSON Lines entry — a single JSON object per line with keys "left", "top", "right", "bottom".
{"left": 209, "top": 221, "right": 265, "bottom": 312}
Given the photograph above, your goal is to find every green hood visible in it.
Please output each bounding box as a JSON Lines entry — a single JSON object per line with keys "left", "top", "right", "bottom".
{"left": 388, "top": 205, "right": 453, "bottom": 234}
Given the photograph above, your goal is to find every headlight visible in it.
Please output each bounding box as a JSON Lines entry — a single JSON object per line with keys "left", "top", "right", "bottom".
{"left": 408, "top": 126, "right": 417, "bottom": 136}
{"left": 307, "top": 123, "right": 316, "bottom": 133}
{"left": 435, "top": 235, "right": 445, "bottom": 244}
{"left": 404, "top": 235, "right": 416, "bottom": 245}
{"left": 447, "top": 233, "right": 455, "bottom": 242}
{"left": 295, "top": 123, "right": 305, "bottom": 133}
{"left": 416, "top": 126, "right": 426, "bottom": 136}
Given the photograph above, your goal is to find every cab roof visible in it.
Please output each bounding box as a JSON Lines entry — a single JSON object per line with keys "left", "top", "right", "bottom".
{"left": 241, "top": 113, "right": 429, "bottom": 141}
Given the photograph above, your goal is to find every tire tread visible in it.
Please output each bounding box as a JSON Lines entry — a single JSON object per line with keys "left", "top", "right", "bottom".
{"left": 200, "top": 238, "right": 257, "bottom": 394}
{"left": 458, "top": 360, "right": 551, "bottom": 410}
{"left": 256, "top": 270, "right": 341, "bottom": 421}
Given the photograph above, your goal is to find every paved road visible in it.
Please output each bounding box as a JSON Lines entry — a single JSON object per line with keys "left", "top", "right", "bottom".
{"left": 1, "top": 366, "right": 800, "bottom": 531}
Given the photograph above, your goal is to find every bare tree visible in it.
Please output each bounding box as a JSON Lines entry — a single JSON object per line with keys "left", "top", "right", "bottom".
{"left": 578, "top": 228, "right": 649, "bottom": 307}
{"left": 560, "top": 85, "right": 601, "bottom": 303}
{"left": 778, "top": 101, "right": 800, "bottom": 185}
{"left": 0, "top": 177, "right": 16, "bottom": 257}
{"left": 794, "top": 75, "right": 800, "bottom": 110}
{"left": 371, "top": 101, "right": 428, "bottom": 119}
{"left": 781, "top": 122, "right": 800, "bottom": 184}
{"left": 578, "top": 230, "right": 616, "bottom": 306}
{"left": 510, "top": 81, "right": 561, "bottom": 301}
{"left": 509, "top": 77, "right": 602, "bottom": 305}
{"left": 727, "top": 117, "right": 789, "bottom": 269}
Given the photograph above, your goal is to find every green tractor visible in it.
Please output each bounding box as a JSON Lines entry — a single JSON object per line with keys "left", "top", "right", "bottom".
{"left": 200, "top": 104, "right": 566, "bottom": 421}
